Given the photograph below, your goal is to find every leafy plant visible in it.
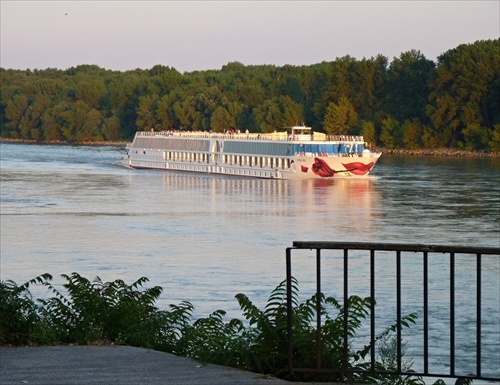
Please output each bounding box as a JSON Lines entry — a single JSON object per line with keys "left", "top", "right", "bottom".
{"left": 0, "top": 273, "right": 53, "bottom": 345}
{"left": 39, "top": 273, "right": 167, "bottom": 346}
{"left": 1, "top": 272, "right": 435, "bottom": 385}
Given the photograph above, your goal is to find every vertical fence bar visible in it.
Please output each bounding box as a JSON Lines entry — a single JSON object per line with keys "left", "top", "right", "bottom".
{"left": 476, "top": 253, "right": 482, "bottom": 378}
{"left": 343, "top": 248, "right": 349, "bottom": 379}
{"left": 423, "top": 251, "right": 429, "bottom": 374}
{"left": 450, "top": 252, "right": 455, "bottom": 376}
{"left": 286, "top": 247, "right": 293, "bottom": 372}
{"left": 396, "top": 250, "right": 402, "bottom": 373}
{"left": 286, "top": 242, "right": 499, "bottom": 382}
{"left": 316, "top": 248, "right": 322, "bottom": 370}
{"left": 370, "top": 249, "right": 376, "bottom": 371}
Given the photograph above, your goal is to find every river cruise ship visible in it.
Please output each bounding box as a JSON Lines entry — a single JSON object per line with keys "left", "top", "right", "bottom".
{"left": 123, "top": 126, "right": 381, "bottom": 179}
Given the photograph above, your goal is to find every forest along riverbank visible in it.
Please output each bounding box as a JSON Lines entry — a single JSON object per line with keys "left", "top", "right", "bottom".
{"left": 1, "top": 137, "right": 499, "bottom": 157}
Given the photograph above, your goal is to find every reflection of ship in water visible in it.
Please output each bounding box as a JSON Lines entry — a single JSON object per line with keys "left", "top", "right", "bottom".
{"left": 297, "top": 177, "right": 379, "bottom": 209}
{"left": 290, "top": 177, "right": 381, "bottom": 238}
{"left": 157, "top": 172, "right": 380, "bottom": 238}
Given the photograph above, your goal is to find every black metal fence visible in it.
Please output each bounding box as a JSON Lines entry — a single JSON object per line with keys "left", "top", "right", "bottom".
{"left": 285, "top": 241, "right": 500, "bottom": 384}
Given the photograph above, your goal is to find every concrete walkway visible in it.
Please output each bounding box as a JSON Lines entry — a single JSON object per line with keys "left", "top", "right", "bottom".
{"left": 1, "top": 345, "right": 338, "bottom": 385}
{"left": 0, "top": 345, "right": 285, "bottom": 384}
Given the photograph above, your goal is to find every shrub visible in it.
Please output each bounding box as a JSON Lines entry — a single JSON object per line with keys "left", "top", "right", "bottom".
{"left": 39, "top": 273, "right": 169, "bottom": 346}
{"left": 1, "top": 273, "right": 436, "bottom": 384}
{"left": 0, "top": 273, "right": 53, "bottom": 345}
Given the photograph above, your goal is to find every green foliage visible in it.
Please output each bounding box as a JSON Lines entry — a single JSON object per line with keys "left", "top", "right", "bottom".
{"left": 0, "top": 273, "right": 474, "bottom": 385}
{"left": 210, "top": 106, "right": 230, "bottom": 132}
{"left": 254, "top": 96, "right": 303, "bottom": 132}
{"left": 427, "top": 39, "right": 500, "bottom": 149}
{"left": 489, "top": 124, "right": 500, "bottom": 152}
{"left": 403, "top": 118, "right": 424, "bottom": 149}
{"left": 380, "top": 116, "right": 401, "bottom": 149}
{"left": 460, "top": 123, "right": 491, "bottom": 151}
{"left": 1, "top": 39, "right": 498, "bottom": 152}
{"left": 323, "top": 96, "right": 359, "bottom": 135}
{"left": 384, "top": 50, "right": 435, "bottom": 123}
{"left": 0, "top": 273, "right": 53, "bottom": 345}
{"left": 362, "top": 120, "right": 377, "bottom": 147}
{"left": 356, "top": 313, "right": 424, "bottom": 385}
{"left": 39, "top": 273, "right": 167, "bottom": 346}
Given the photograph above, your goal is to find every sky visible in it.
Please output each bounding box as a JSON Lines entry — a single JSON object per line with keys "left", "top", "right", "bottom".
{"left": 1, "top": 1, "right": 499, "bottom": 73}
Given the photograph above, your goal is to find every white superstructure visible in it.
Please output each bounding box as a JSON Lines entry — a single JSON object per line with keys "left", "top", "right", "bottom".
{"left": 123, "top": 126, "right": 381, "bottom": 179}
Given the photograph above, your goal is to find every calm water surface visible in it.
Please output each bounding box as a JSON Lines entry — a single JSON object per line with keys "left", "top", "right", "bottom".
{"left": 1, "top": 143, "right": 499, "bottom": 381}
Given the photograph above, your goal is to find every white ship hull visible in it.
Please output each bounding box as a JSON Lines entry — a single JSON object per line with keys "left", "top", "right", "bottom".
{"left": 123, "top": 128, "right": 381, "bottom": 180}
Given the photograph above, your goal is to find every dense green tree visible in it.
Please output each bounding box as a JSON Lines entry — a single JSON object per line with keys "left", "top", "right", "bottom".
{"left": 4, "top": 94, "right": 29, "bottom": 138}
{"left": 489, "top": 124, "right": 500, "bottom": 151}
{"left": 361, "top": 120, "right": 377, "bottom": 148}
{"left": 385, "top": 50, "right": 435, "bottom": 123}
{"left": 312, "top": 57, "right": 356, "bottom": 125}
{"left": 41, "top": 102, "right": 69, "bottom": 141}
{"left": 230, "top": 81, "right": 266, "bottom": 107}
{"left": 254, "top": 99, "right": 282, "bottom": 133}
{"left": 20, "top": 95, "right": 52, "bottom": 139}
{"left": 461, "top": 123, "right": 491, "bottom": 151}
{"left": 426, "top": 39, "right": 500, "bottom": 149}
{"left": 172, "top": 96, "right": 204, "bottom": 131}
{"left": 236, "top": 107, "right": 259, "bottom": 133}
{"left": 58, "top": 101, "right": 92, "bottom": 140}
{"left": 71, "top": 78, "right": 106, "bottom": 109}
{"left": 155, "top": 94, "right": 176, "bottom": 131}
{"left": 402, "top": 118, "right": 424, "bottom": 149}
{"left": 76, "top": 108, "right": 104, "bottom": 141}
{"left": 278, "top": 75, "right": 304, "bottom": 104}
{"left": 323, "top": 97, "right": 359, "bottom": 135}
{"left": 211, "top": 106, "right": 235, "bottom": 132}
{"left": 101, "top": 116, "right": 120, "bottom": 141}
{"left": 0, "top": 39, "right": 498, "bottom": 152}
{"left": 254, "top": 96, "right": 303, "bottom": 132}
{"left": 147, "top": 65, "right": 183, "bottom": 94}
{"left": 136, "top": 95, "right": 159, "bottom": 131}
{"left": 352, "top": 55, "right": 388, "bottom": 122}
{"left": 380, "top": 116, "right": 400, "bottom": 149}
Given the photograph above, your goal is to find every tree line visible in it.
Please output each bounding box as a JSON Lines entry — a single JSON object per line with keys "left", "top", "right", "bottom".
{"left": 1, "top": 39, "right": 498, "bottom": 152}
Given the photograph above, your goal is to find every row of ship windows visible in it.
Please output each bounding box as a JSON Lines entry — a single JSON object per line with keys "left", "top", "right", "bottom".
{"left": 162, "top": 151, "right": 292, "bottom": 169}
{"left": 138, "top": 162, "right": 282, "bottom": 178}
{"left": 176, "top": 164, "right": 281, "bottom": 178}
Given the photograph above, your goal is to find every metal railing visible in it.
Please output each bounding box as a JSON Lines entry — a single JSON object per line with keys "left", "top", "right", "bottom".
{"left": 285, "top": 241, "right": 500, "bottom": 384}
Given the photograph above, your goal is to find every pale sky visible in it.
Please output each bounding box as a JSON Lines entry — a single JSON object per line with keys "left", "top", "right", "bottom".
{"left": 1, "top": 1, "right": 498, "bottom": 73}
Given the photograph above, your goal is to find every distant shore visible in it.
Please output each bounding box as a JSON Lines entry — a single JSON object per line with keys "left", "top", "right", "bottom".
{"left": 1, "top": 137, "right": 498, "bottom": 158}
{"left": 375, "top": 147, "right": 500, "bottom": 158}
{"left": 0, "top": 137, "right": 127, "bottom": 147}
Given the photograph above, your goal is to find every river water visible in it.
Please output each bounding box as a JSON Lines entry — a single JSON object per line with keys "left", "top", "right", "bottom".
{"left": 1, "top": 143, "right": 499, "bottom": 382}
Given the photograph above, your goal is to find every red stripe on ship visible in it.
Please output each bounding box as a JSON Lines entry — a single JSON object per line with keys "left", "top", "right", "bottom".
{"left": 341, "top": 162, "right": 374, "bottom": 175}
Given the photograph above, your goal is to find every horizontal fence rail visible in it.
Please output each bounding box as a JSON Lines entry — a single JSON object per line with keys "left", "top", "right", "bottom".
{"left": 286, "top": 242, "right": 500, "bottom": 384}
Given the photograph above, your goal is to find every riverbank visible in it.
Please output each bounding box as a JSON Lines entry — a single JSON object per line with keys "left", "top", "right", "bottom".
{"left": 0, "top": 137, "right": 127, "bottom": 147}
{"left": 1, "top": 137, "right": 498, "bottom": 157}
{"left": 376, "top": 147, "right": 500, "bottom": 158}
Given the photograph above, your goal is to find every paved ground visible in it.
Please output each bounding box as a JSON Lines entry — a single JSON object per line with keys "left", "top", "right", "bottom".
{"left": 0, "top": 345, "right": 344, "bottom": 385}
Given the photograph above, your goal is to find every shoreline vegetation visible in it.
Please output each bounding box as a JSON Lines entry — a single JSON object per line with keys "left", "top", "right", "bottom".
{"left": 0, "top": 272, "right": 430, "bottom": 384}
{"left": 1, "top": 137, "right": 499, "bottom": 158}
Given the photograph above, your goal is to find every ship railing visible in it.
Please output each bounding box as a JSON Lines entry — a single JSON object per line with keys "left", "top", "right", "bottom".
{"left": 326, "top": 135, "right": 365, "bottom": 142}
{"left": 135, "top": 131, "right": 367, "bottom": 144}
{"left": 136, "top": 130, "right": 287, "bottom": 141}
{"left": 285, "top": 241, "right": 500, "bottom": 384}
